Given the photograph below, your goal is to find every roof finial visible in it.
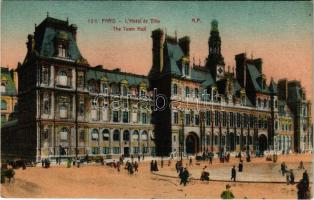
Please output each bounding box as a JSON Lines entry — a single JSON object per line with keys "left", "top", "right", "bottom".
{"left": 47, "top": 12, "right": 49, "bottom": 17}
{"left": 66, "top": 17, "right": 69, "bottom": 23}
{"left": 193, "top": 56, "right": 195, "bottom": 66}
{"left": 175, "top": 30, "right": 177, "bottom": 40}
{"left": 35, "top": 23, "right": 37, "bottom": 28}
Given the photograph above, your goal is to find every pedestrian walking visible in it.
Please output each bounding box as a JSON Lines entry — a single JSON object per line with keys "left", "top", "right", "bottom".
{"left": 290, "top": 169, "right": 295, "bottom": 184}
{"left": 138, "top": 155, "right": 140, "bottom": 162}
{"left": 297, "top": 171, "right": 310, "bottom": 199}
{"left": 189, "top": 157, "right": 193, "bottom": 166}
{"left": 281, "top": 162, "right": 287, "bottom": 176}
{"left": 298, "top": 161, "right": 305, "bottom": 169}
{"left": 161, "top": 158, "right": 164, "bottom": 168}
{"left": 231, "top": 166, "right": 236, "bottom": 182}
{"left": 180, "top": 168, "right": 189, "bottom": 186}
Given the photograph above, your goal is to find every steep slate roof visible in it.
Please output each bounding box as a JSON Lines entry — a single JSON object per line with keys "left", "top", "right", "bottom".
{"left": 86, "top": 68, "right": 148, "bottom": 86}
{"left": 191, "top": 67, "right": 214, "bottom": 88}
{"left": 247, "top": 64, "right": 269, "bottom": 93}
{"left": 1, "top": 68, "right": 17, "bottom": 96}
{"left": 269, "top": 79, "right": 277, "bottom": 93}
{"left": 35, "top": 17, "right": 82, "bottom": 61}
{"left": 163, "top": 41, "right": 184, "bottom": 76}
{"left": 287, "top": 85, "right": 301, "bottom": 102}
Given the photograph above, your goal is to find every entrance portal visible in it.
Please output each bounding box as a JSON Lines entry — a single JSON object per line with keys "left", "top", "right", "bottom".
{"left": 185, "top": 133, "right": 199, "bottom": 154}
{"left": 258, "top": 134, "right": 267, "bottom": 152}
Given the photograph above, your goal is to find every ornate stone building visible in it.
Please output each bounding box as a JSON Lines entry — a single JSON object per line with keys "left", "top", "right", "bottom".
{"left": 1, "top": 16, "right": 312, "bottom": 161}
{"left": 0, "top": 67, "right": 18, "bottom": 124}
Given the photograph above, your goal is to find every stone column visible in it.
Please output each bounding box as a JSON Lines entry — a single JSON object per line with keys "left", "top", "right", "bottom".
{"left": 51, "top": 92, "right": 55, "bottom": 118}
{"left": 120, "top": 128, "right": 124, "bottom": 155}
{"left": 72, "top": 95, "right": 76, "bottom": 120}
{"left": 72, "top": 68, "right": 76, "bottom": 88}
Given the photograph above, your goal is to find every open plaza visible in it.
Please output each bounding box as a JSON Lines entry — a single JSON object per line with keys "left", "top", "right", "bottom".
{"left": 1, "top": 153, "right": 312, "bottom": 199}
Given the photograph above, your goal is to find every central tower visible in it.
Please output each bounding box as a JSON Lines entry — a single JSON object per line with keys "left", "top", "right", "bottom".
{"left": 206, "top": 20, "right": 225, "bottom": 81}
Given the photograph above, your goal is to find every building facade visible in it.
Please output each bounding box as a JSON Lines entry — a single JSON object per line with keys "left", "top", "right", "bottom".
{"left": 1, "top": 16, "right": 312, "bottom": 161}
{"left": 1, "top": 67, "right": 18, "bottom": 124}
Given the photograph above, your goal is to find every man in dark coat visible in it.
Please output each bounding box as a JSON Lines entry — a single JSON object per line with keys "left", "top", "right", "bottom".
{"left": 231, "top": 166, "right": 236, "bottom": 182}
{"left": 180, "top": 168, "right": 189, "bottom": 186}
{"left": 238, "top": 161, "right": 243, "bottom": 172}
{"left": 150, "top": 160, "right": 154, "bottom": 172}
{"left": 154, "top": 160, "right": 159, "bottom": 171}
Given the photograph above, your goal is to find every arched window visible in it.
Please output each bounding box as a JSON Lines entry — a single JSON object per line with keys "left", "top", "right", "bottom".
{"left": 132, "top": 130, "right": 139, "bottom": 141}
{"left": 173, "top": 84, "right": 178, "bottom": 95}
{"left": 58, "top": 71, "right": 68, "bottom": 86}
{"left": 123, "top": 130, "right": 130, "bottom": 141}
{"left": 141, "top": 131, "right": 148, "bottom": 141}
{"left": 111, "top": 84, "right": 120, "bottom": 95}
{"left": 102, "top": 129, "right": 110, "bottom": 141}
{"left": 1, "top": 100, "right": 7, "bottom": 110}
{"left": 113, "top": 129, "right": 120, "bottom": 141}
{"left": 91, "top": 129, "right": 99, "bottom": 141}
{"left": 60, "top": 127, "right": 68, "bottom": 141}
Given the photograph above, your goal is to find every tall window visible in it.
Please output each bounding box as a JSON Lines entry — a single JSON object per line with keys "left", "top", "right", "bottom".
{"left": 60, "top": 127, "right": 68, "bottom": 141}
{"left": 102, "top": 129, "right": 110, "bottom": 141}
{"left": 123, "top": 130, "right": 130, "bottom": 141}
{"left": 195, "top": 115, "right": 199, "bottom": 125}
{"left": 173, "top": 112, "right": 179, "bottom": 124}
{"left": 91, "top": 129, "right": 99, "bottom": 141}
{"left": 185, "top": 114, "right": 190, "bottom": 125}
{"left": 59, "top": 104, "right": 68, "bottom": 118}
{"left": 222, "top": 112, "right": 227, "bottom": 127}
{"left": 113, "top": 130, "right": 120, "bottom": 141}
{"left": 185, "top": 87, "right": 190, "bottom": 97}
{"left": 194, "top": 88, "right": 199, "bottom": 98}
{"left": 214, "top": 111, "right": 219, "bottom": 126}
{"left": 79, "top": 130, "right": 85, "bottom": 142}
{"left": 58, "top": 71, "right": 68, "bottom": 86}
{"left": 141, "top": 131, "right": 148, "bottom": 141}
{"left": 229, "top": 112, "right": 234, "bottom": 127}
{"left": 184, "top": 64, "right": 189, "bottom": 76}
{"left": 122, "top": 85, "right": 128, "bottom": 96}
{"left": 113, "top": 111, "right": 119, "bottom": 122}
{"left": 142, "top": 113, "right": 147, "bottom": 124}
{"left": 132, "top": 130, "right": 139, "bottom": 141}
{"left": 123, "top": 111, "right": 129, "bottom": 123}
{"left": 58, "top": 44, "right": 67, "bottom": 57}
{"left": 42, "top": 67, "right": 49, "bottom": 84}
{"left": 173, "top": 84, "right": 178, "bottom": 95}
{"left": 206, "top": 111, "right": 211, "bottom": 126}
{"left": 77, "top": 72, "right": 84, "bottom": 88}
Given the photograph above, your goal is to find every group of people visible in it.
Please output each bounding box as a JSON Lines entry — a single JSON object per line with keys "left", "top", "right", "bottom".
{"left": 124, "top": 161, "right": 139, "bottom": 175}
{"left": 150, "top": 160, "right": 159, "bottom": 172}
{"left": 41, "top": 158, "right": 50, "bottom": 168}
{"left": 280, "top": 162, "right": 295, "bottom": 184}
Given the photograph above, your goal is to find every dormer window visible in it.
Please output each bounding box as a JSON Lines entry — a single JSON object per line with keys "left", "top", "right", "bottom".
{"left": 0, "top": 82, "right": 6, "bottom": 93}
{"left": 58, "top": 44, "right": 67, "bottom": 58}
{"left": 183, "top": 63, "right": 190, "bottom": 76}
{"left": 173, "top": 84, "right": 178, "bottom": 95}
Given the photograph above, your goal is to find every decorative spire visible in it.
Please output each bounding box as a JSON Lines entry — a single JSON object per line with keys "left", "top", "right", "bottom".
{"left": 211, "top": 19, "right": 219, "bottom": 32}
{"left": 174, "top": 30, "right": 177, "bottom": 40}
{"left": 47, "top": 12, "right": 49, "bottom": 17}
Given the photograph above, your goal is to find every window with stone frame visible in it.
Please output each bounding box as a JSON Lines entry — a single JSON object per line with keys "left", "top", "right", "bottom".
{"left": 102, "top": 129, "right": 110, "bottom": 141}
{"left": 60, "top": 127, "right": 68, "bottom": 141}
{"left": 43, "top": 128, "right": 49, "bottom": 140}
{"left": 43, "top": 93, "right": 50, "bottom": 114}
{"left": 173, "top": 84, "right": 178, "bottom": 95}
{"left": 78, "top": 97, "right": 84, "bottom": 117}
{"left": 42, "top": 66, "right": 50, "bottom": 84}
{"left": 123, "top": 111, "right": 129, "bottom": 123}
{"left": 113, "top": 111, "right": 119, "bottom": 122}
{"left": 1, "top": 100, "right": 7, "bottom": 110}
{"left": 142, "top": 113, "right": 147, "bottom": 124}
{"left": 77, "top": 71, "right": 85, "bottom": 88}
{"left": 57, "top": 43, "right": 67, "bottom": 58}
{"left": 88, "top": 79, "right": 97, "bottom": 93}
{"left": 59, "top": 96, "right": 70, "bottom": 119}
{"left": 79, "top": 130, "right": 85, "bottom": 142}
{"left": 58, "top": 70, "right": 68, "bottom": 86}
{"left": 173, "top": 112, "right": 179, "bottom": 124}
{"left": 194, "top": 114, "right": 200, "bottom": 125}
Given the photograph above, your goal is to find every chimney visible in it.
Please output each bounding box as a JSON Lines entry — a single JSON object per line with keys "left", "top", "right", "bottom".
{"left": 235, "top": 53, "right": 247, "bottom": 88}
{"left": 178, "top": 36, "right": 190, "bottom": 56}
{"left": 26, "top": 34, "right": 35, "bottom": 53}
{"left": 151, "top": 29, "right": 164, "bottom": 72}
{"left": 277, "top": 79, "right": 288, "bottom": 101}
{"left": 70, "top": 24, "right": 78, "bottom": 41}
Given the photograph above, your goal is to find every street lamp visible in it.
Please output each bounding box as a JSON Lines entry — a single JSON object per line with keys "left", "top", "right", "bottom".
{"left": 179, "top": 110, "right": 184, "bottom": 162}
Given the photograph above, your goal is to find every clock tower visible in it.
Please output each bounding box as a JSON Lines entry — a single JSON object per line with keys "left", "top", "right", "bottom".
{"left": 206, "top": 19, "right": 225, "bottom": 81}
